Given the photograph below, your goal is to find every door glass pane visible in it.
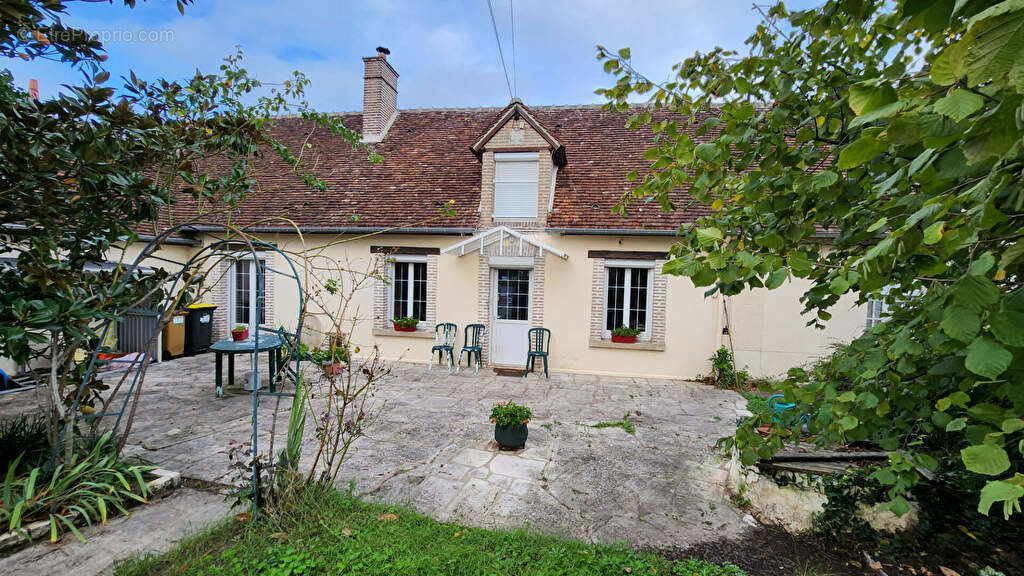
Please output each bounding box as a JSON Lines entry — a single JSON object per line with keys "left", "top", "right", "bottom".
{"left": 412, "top": 262, "right": 427, "bottom": 321}
{"left": 496, "top": 269, "right": 530, "bottom": 321}
{"left": 234, "top": 260, "right": 250, "bottom": 326}
{"left": 392, "top": 262, "right": 409, "bottom": 319}
{"left": 605, "top": 267, "right": 625, "bottom": 330}
{"left": 629, "top": 268, "right": 649, "bottom": 331}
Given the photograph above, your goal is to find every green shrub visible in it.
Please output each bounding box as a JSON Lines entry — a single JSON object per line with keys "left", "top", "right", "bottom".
{"left": 1, "top": 430, "right": 156, "bottom": 542}
{"left": 489, "top": 401, "right": 532, "bottom": 428}
{"left": 709, "top": 346, "right": 748, "bottom": 389}
{"left": 0, "top": 415, "right": 49, "bottom": 475}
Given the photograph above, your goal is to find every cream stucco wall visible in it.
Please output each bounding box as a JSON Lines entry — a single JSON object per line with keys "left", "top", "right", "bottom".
{"left": 230, "top": 232, "right": 866, "bottom": 380}
{"left": 0, "top": 232, "right": 868, "bottom": 382}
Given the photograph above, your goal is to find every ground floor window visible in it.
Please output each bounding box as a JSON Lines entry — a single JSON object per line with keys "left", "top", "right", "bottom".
{"left": 391, "top": 258, "right": 427, "bottom": 322}
{"left": 496, "top": 269, "right": 530, "bottom": 321}
{"left": 604, "top": 264, "right": 652, "bottom": 339}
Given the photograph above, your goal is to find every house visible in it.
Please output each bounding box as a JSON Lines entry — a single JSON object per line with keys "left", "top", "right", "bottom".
{"left": 2, "top": 49, "right": 867, "bottom": 381}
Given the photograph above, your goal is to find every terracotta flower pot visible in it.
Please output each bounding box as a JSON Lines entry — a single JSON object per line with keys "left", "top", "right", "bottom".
{"left": 393, "top": 322, "right": 416, "bottom": 332}
{"left": 231, "top": 328, "right": 249, "bottom": 341}
{"left": 320, "top": 361, "right": 342, "bottom": 376}
{"left": 611, "top": 334, "right": 637, "bottom": 343}
{"left": 494, "top": 423, "right": 528, "bottom": 449}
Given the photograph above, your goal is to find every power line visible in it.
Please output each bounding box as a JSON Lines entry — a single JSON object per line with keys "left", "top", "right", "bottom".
{"left": 510, "top": 0, "right": 517, "bottom": 98}
{"left": 486, "top": 0, "right": 514, "bottom": 100}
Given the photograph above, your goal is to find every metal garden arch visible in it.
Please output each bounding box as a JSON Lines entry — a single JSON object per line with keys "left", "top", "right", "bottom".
{"left": 69, "top": 224, "right": 306, "bottom": 518}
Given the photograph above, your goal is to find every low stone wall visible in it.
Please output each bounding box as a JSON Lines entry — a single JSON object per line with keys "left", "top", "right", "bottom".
{"left": 726, "top": 451, "right": 917, "bottom": 533}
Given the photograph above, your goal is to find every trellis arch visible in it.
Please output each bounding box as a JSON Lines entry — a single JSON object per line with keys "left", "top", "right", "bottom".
{"left": 70, "top": 224, "right": 306, "bottom": 518}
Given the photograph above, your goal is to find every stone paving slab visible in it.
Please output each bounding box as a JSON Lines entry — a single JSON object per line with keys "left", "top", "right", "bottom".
{"left": 0, "top": 488, "right": 232, "bottom": 575}
{"left": 0, "top": 355, "right": 751, "bottom": 551}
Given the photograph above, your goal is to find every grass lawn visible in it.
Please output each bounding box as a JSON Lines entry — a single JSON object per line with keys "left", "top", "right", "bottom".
{"left": 739, "top": 390, "right": 767, "bottom": 418}
{"left": 115, "top": 485, "right": 747, "bottom": 576}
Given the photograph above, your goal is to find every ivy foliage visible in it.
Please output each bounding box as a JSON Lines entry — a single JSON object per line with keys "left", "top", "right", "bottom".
{"left": 598, "top": 0, "right": 1024, "bottom": 519}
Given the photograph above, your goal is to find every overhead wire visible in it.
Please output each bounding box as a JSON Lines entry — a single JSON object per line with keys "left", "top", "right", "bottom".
{"left": 486, "top": 0, "right": 514, "bottom": 100}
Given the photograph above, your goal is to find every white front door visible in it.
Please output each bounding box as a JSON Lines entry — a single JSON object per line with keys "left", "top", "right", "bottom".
{"left": 490, "top": 268, "right": 531, "bottom": 366}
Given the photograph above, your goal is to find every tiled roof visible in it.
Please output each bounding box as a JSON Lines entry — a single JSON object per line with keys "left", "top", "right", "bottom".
{"left": 164, "top": 104, "right": 713, "bottom": 233}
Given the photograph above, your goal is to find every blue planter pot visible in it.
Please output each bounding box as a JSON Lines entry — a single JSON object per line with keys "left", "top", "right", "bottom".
{"left": 494, "top": 424, "right": 528, "bottom": 449}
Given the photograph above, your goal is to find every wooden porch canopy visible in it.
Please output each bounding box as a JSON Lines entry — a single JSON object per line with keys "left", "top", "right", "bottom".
{"left": 440, "top": 226, "right": 568, "bottom": 259}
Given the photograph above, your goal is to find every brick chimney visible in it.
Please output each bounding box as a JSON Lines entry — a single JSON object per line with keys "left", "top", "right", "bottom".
{"left": 362, "top": 47, "right": 398, "bottom": 143}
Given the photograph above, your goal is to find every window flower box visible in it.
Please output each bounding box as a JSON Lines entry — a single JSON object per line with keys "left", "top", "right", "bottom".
{"left": 610, "top": 325, "right": 641, "bottom": 344}
{"left": 393, "top": 317, "right": 419, "bottom": 332}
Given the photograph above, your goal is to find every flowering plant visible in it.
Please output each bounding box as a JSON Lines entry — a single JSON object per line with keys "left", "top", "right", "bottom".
{"left": 489, "top": 401, "right": 532, "bottom": 428}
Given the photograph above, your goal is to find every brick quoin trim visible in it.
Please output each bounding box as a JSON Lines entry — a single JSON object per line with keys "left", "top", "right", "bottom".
{"left": 476, "top": 253, "right": 491, "bottom": 366}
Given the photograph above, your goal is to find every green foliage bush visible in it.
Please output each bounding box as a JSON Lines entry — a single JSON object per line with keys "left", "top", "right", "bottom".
{"left": 489, "top": 401, "right": 532, "bottom": 428}
{"left": 709, "top": 346, "right": 749, "bottom": 389}
{"left": 599, "top": 0, "right": 1024, "bottom": 520}
{"left": 1, "top": 431, "right": 155, "bottom": 542}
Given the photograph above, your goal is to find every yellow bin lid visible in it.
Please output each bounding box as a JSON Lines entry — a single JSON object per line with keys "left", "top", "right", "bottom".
{"left": 186, "top": 303, "right": 218, "bottom": 309}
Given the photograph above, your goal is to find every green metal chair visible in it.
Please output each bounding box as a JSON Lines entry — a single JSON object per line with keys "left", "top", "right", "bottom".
{"left": 523, "top": 327, "right": 551, "bottom": 379}
{"left": 457, "top": 324, "right": 486, "bottom": 373}
{"left": 430, "top": 323, "right": 458, "bottom": 372}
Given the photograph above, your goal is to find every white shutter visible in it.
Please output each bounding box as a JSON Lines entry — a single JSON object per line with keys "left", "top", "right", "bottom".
{"left": 494, "top": 153, "right": 538, "bottom": 219}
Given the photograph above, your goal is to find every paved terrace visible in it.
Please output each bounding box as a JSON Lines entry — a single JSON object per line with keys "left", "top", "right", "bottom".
{"left": 0, "top": 354, "right": 751, "bottom": 550}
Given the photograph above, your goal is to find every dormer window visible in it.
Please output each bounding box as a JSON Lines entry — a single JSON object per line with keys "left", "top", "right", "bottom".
{"left": 493, "top": 152, "right": 538, "bottom": 219}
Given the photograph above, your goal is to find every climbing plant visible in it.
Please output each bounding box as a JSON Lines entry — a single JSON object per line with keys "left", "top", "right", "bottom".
{"left": 598, "top": 0, "right": 1024, "bottom": 518}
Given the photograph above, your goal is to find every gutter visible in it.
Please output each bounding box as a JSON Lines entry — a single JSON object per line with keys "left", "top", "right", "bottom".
{"left": 549, "top": 227, "right": 680, "bottom": 236}
{"left": 136, "top": 234, "right": 199, "bottom": 246}
{"left": 187, "top": 225, "right": 475, "bottom": 235}
{"left": 550, "top": 227, "right": 840, "bottom": 239}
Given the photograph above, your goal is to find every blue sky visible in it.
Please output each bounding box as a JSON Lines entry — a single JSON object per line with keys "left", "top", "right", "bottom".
{"left": 6, "top": 0, "right": 816, "bottom": 111}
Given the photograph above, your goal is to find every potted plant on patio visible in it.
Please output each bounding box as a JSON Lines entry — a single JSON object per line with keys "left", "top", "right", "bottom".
{"left": 231, "top": 324, "right": 249, "bottom": 341}
{"left": 392, "top": 316, "right": 419, "bottom": 332}
{"left": 490, "top": 401, "right": 532, "bottom": 449}
{"left": 309, "top": 345, "right": 348, "bottom": 376}
{"left": 610, "top": 325, "right": 641, "bottom": 343}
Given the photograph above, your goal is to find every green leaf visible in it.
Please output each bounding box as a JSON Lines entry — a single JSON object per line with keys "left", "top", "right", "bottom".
{"left": 966, "top": 337, "right": 1013, "bottom": 379}
{"left": 829, "top": 276, "right": 850, "bottom": 295}
{"left": 849, "top": 83, "right": 897, "bottom": 115}
{"left": 931, "top": 39, "right": 970, "bottom": 85}
{"left": 867, "top": 217, "right": 887, "bottom": 233}
{"left": 617, "top": 47, "right": 631, "bottom": 60}
{"left": 947, "top": 417, "right": 968, "bottom": 431}
{"left": 941, "top": 306, "right": 980, "bottom": 342}
{"left": 765, "top": 268, "right": 788, "bottom": 290}
{"left": 968, "top": 402, "right": 1008, "bottom": 425}
{"left": 923, "top": 221, "right": 945, "bottom": 244}
{"left": 998, "top": 240, "right": 1024, "bottom": 272}
{"left": 836, "top": 134, "right": 888, "bottom": 169}
{"left": 970, "top": 252, "right": 996, "bottom": 276}
{"left": 954, "top": 276, "right": 1000, "bottom": 311}
{"left": 978, "top": 478, "right": 1024, "bottom": 519}
{"left": 888, "top": 495, "right": 911, "bottom": 516}
{"left": 811, "top": 170, "right": 839, "bottom": 189}
{"left": 1001, "top": 418, "right": 1024, "bottom": 434}
{"left": 838, "top": 415, "right": 859, "bottom": 430}
{"left": 696, "top": 227, "right": 724, "bottom": 247}
{"left": 961, "top": 444, "right": 1012, "bottom": 475}
{"left": 966, "top": 0, "right": 1024, "bottom": 87}
{"left": 990, "top": 310, "right": 1024, "bottom": 346}
{"left": 933, "top": 89, "right": 985, "bottom": 121}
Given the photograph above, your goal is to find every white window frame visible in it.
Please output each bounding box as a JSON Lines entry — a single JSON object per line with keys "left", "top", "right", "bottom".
{"left": 389, "top": 255, "right": 428, "bottom": 328}
{"left": 602, "top": 260, "right": 655, "bottom": 341}
{"left": 493, "top": 152, "right": 538, "bottom": 220}
{"left": 227, "top": 252, "right": 267, "bottom": 332}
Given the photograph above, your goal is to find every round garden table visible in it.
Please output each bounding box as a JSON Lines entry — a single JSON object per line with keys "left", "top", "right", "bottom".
{"left": 210, "top": 335, "right": 284, "bottom": 397}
